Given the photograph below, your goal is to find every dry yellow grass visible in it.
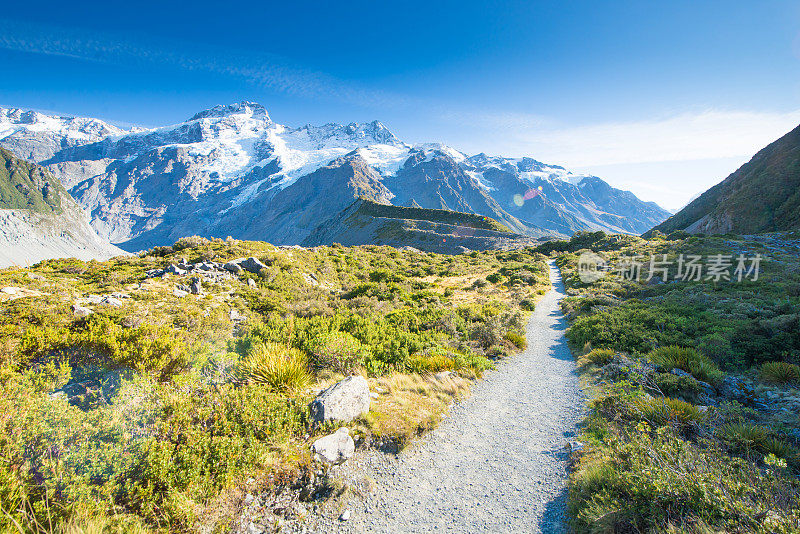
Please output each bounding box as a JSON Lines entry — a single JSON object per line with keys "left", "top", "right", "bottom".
{"left": 355, "top": 372, "right": 471, "bottom": 447}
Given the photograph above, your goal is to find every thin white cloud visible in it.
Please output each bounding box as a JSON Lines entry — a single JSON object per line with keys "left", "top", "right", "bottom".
{"left": 437, "top": 108, "right": 549, "bottom": 130}
{"left": 0, "top": 18, "right": 410, "bottom": 109}
{"left": 512, "top": 109, "right": 800, "bottom": 167}
{"left": 435, "top": 108, "right": 800, "bottom": 209}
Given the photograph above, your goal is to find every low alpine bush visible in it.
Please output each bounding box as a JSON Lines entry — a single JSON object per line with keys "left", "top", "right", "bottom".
{"left": 648, "top": 346, "right": 724, "bottom": 386}
{"left": 760, "top": 361, "right": 800, "bottom": 384}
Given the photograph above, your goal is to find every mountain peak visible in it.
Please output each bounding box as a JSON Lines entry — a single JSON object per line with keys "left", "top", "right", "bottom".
{"left": 343, "top": 120, "right": 401, "bottom": 145}
{"left": 189, "top": 101, "right": 270, "bottom": 122}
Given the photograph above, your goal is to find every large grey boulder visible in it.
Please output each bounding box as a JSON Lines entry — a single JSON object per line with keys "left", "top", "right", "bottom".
{"left": 309, "top": 375, "right": 370, "bottom": 424}
{"left": 239, "top": 257, "right": 267, "bottom": 274}
{"left": 223, "top": 260, "right": 243, "bottom": 274}
{"left": 72, "top": 303, "right": 92, "bottom": 317}
{"left": 312, "top": 427, "right": 355, "bottom": 464}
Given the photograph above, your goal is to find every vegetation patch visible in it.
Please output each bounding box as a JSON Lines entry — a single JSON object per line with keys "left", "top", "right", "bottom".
{"left": 0, "top": 237, "right": 548, "bottom": 531}
{"left": 549, "top": 232, "right": 800, "bottom": 533}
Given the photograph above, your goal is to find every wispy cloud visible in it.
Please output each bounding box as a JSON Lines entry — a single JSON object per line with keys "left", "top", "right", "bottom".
{"left": 3, "top": 17, "right": 798, "bottom": 210}
{"left": 503, "top": 109, "right": 800, "bottom": 167}
{"left": 0, "top": 18, "right": 410, "bottom": 109}
{"left": 439, "top": 108, "right": 800, "bottom": 209}
{"left": 437, "top": 108, "right": 549, "bottom": 131}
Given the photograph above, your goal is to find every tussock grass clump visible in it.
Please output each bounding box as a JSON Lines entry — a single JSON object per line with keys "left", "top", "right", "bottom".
{"left": 631, "top": 396, "right": 705, "bottom": 429}
{"left": 406, "top": 348, "right": 492, "bottom": 376}
{"left": 720, "top": 422, "right": 800, "bottom": 464}
{"left": 407, "top": 352, "right": 455, "bottom": 374}
{"left": 504, "top": 331, "right": 527, "bottom": 349}
{"left": 236, "top": 342, "right": 311, "bottom": 394}
{"left": 760, "top": 361, "right": 800, "bottom": 384}
{"left": 762, "top": 437, "right": 800, "bottom": 464}
{"left": 360, "top": 373, "right": 470, "bottom": 447}
{"left": 648, "top": 346, "right": 724, "bottom": 386}
{"left": 719, "top": 421, "right": 769, "bottom": 454}
{"left": 583, "top": 348, "right": 614, "bottom": 366}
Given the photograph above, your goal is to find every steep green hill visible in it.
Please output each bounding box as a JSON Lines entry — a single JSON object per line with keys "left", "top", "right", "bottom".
{"left": 0, "top": 147, "right": 65, "bottom": 214}
{"left": 0, "top": 147, "right": 124, "bottom": 267}
{"left": 302, "top": 198, "right": 535, "bottom": 253}
{"left": 355, "top": 198, "right": 513, "bottom": 233}
{"left": 650, "top": 123, "right": 800, "bottom": 235}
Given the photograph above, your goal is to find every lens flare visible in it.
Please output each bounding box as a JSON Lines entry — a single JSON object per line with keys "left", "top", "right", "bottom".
{"left": 514, "top": 186, "right": 545, "bottom": 207}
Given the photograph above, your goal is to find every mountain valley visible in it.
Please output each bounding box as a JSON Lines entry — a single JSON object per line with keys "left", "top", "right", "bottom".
{"left": 0, "top": 102, "right": 670, "bottom": 253}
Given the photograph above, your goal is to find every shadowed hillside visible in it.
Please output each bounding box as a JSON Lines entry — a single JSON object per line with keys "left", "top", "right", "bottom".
{"left": 650, "top": 123, "right": 800, "bottom": 235}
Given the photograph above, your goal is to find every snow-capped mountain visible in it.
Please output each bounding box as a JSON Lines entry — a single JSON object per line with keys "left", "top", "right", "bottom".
{"left": 0, "top": 102, "right": 670, "bottom": 250}
{"left": 0, "top": 108, "right": 135, "bottom": 163}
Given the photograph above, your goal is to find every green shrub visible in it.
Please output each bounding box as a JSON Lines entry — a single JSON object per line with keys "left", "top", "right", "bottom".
{"left": 519, "top": 298, "right": 535, "bottom": 311}
{"left": 760, "top": 361, "right": 800, "bottom": 384}
{"left": 20, "top": 316, "right": 189, "bottom": 379}
{"left": 566, "top": 301, "right": 719, "bottom": 356}
{"left": 172, "top": 235, "right": 209, "bottom": 250}
{"left": 648, "top": 346, "right": 723, "bottom": 386}
{"left": 369, "top": 269, "right": 401, "bottom": 283}
{"left": 235, "top": 343, "right": 311, "bottom": 394}
{"left": 307, "top": 331, "right": 369, "bottom": 373}
{"left": 569, "top": 426, "right": 800, "bottom": 533}
{"left": 486, "top": 272, "right": 505, "bottom": 284}
{"left": 504, "top": 331, "right": 527, "bottom": 349}
{"left": 653, "top": 373, "right": 702, "bottom": 400}
{"left": 471, "top": 279, "right": 488, "bottom": 289}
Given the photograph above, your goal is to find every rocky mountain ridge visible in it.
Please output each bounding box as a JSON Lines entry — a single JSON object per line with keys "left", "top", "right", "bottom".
{"left": 0, "top": 147, "right": 124, "bottom": 267}
{"left": 0, "top": 102, "right": 671, "bottom": 250}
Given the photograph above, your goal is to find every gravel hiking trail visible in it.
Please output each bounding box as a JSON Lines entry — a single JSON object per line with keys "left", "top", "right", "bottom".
{"left": 315, "top": 260, "right": 585, "bottom": 533}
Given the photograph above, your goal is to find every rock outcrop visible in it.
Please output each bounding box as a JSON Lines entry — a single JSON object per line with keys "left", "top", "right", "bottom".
{"left": 309, "top": 376, "right": 371, "bottom": 424}
{"left": 312, "top": 427, "right": 356, "bottom": 464}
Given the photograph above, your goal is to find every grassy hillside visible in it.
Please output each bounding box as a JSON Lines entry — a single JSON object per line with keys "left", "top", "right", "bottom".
{"left": 0, "top": 147, "right": 65, "bottom": 214}
{"left": 548, "top": 232, "right": 800, "bottom": 532}
{"left": 356, "top": 198, "right": 513, "bottom": 233}
{"left": 651, "top": 123, "right": 800, "bottom": 235}
{"left": 0, "top": 237, "right": 548, "bottom": 532}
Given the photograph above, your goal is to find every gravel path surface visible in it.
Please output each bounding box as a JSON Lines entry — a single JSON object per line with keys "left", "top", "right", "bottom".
{"left": 312, "top": 260, "right": 585, "bottom": 533}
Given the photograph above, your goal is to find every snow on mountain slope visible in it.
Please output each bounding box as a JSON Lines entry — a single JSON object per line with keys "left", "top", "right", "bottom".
{"left": 0, "top": 102, "right": 671, "bottom": 248}
{"left": 0, "top": 108, "right": 135, "bottom": 163}
{"left": 464, "top": 153, "right": 592, "bottom": 189}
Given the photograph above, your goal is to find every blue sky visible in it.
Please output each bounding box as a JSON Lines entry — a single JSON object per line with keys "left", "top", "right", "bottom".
{"left": 2, "top": 1, "right": 800, "bottom": 209}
